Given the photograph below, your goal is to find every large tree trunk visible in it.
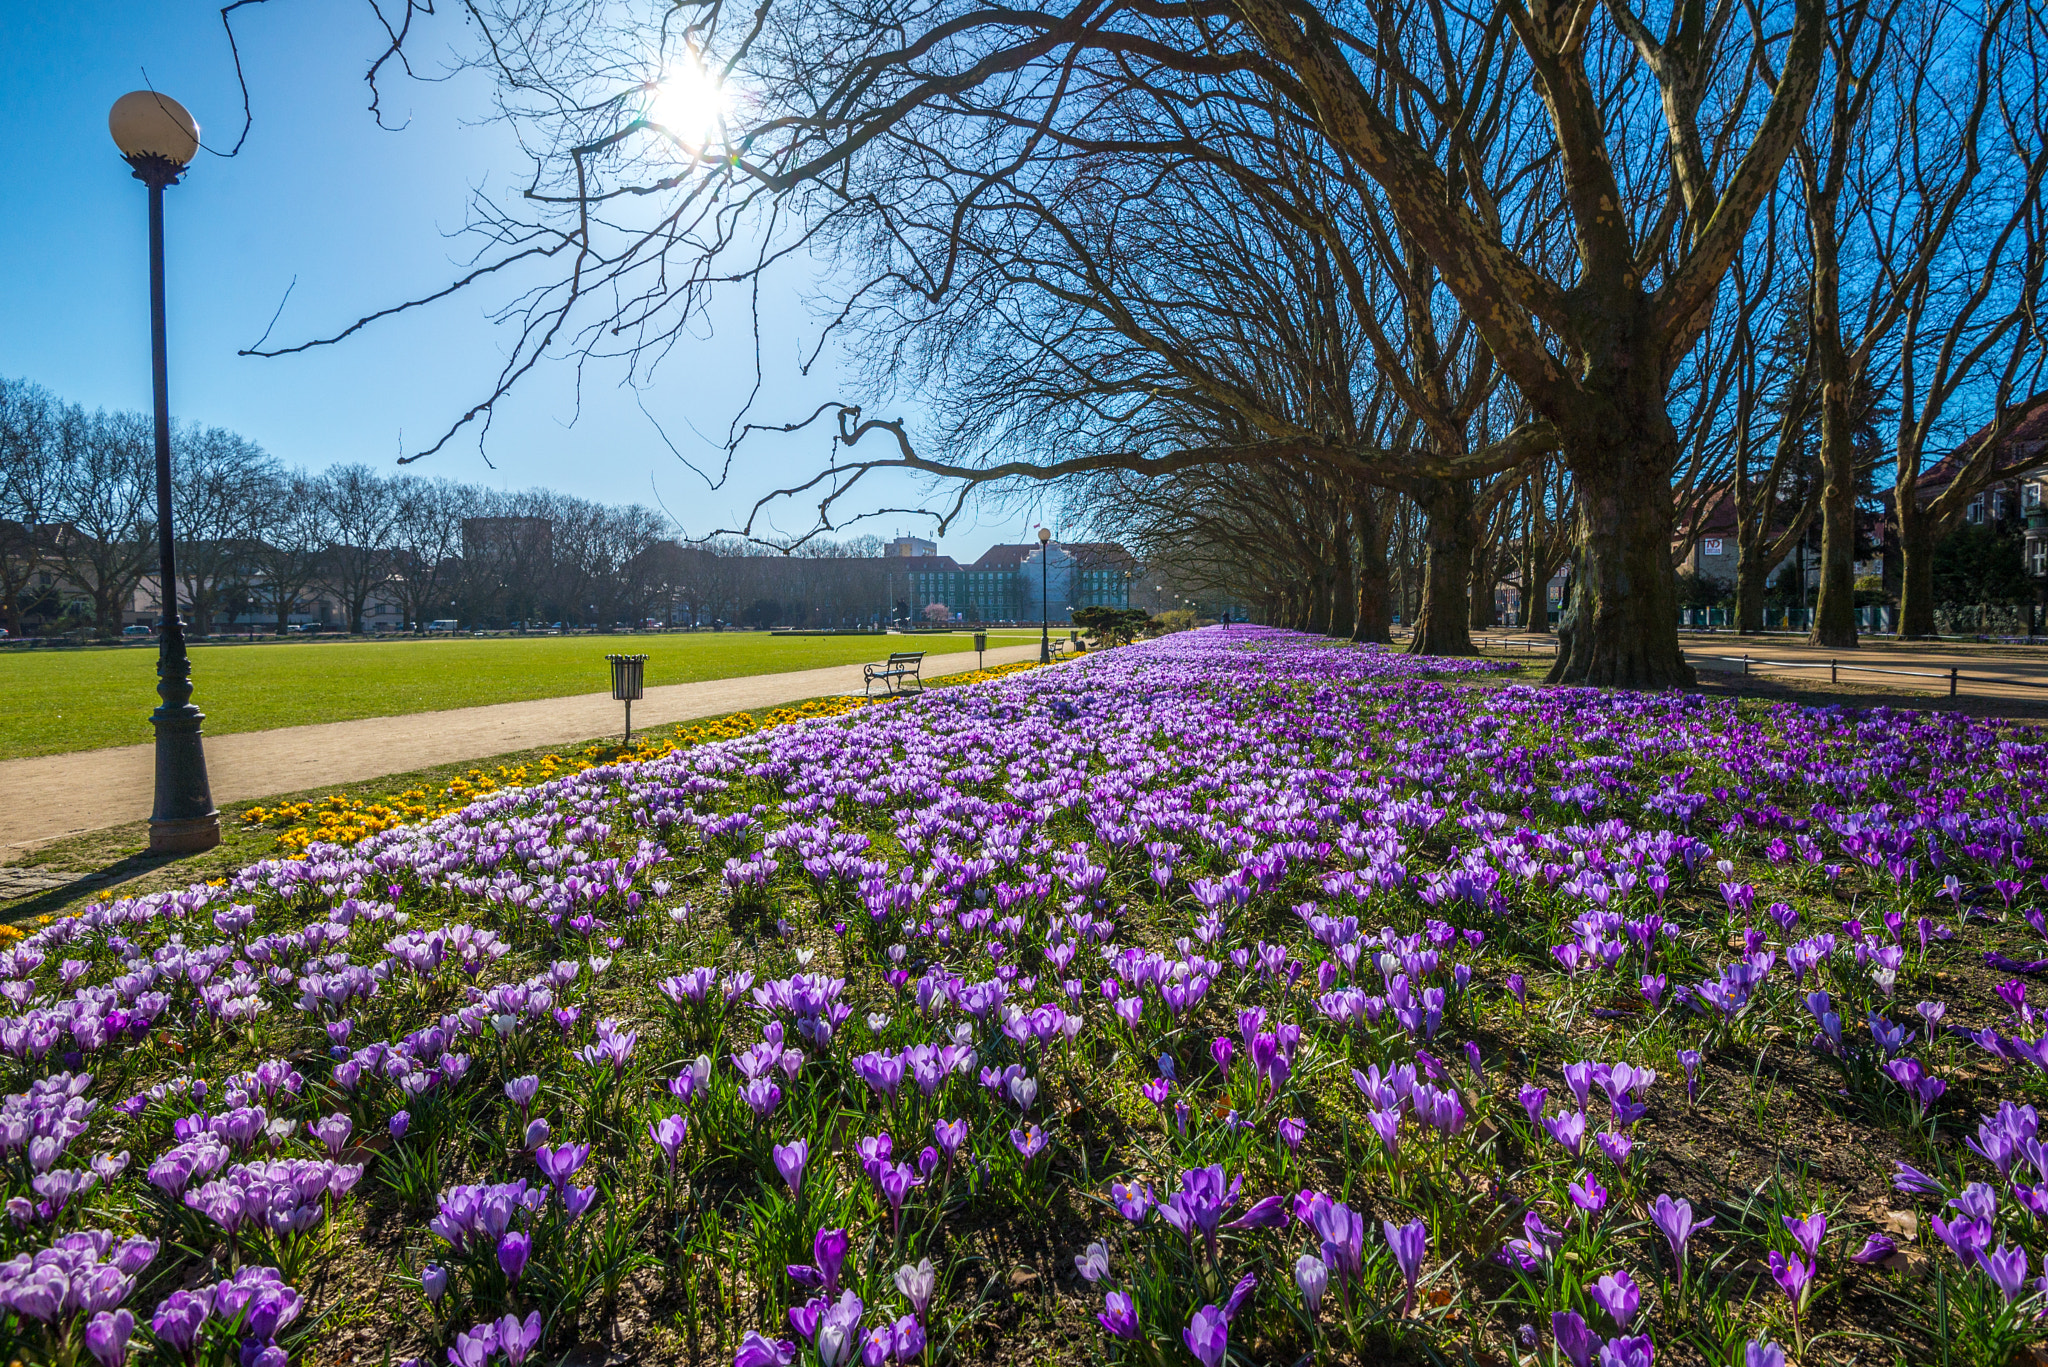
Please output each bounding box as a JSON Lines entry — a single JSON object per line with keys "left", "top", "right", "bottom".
{"left": 1732, "top": 542, "right": 1768, "bottom": 634}
{"left": 1806, "top": 251, "right": 1860, "bottom": 648}
{"left": 1809, "top": 442, "right": 1860, "bottom": 647}
{"left": 1405, "top": 480, "right": 1477, "bottom": 656}
{"left": 1467, "top": 534, "right": 1497, "bottom": 631}
{"left": 1896, "top": 505, "right": 1937, "bottom": 639}
{"left": 1520, "top": 537, "right": 1549, "bottom": 632}
{"left": 1353, "top": 495, "right": 1392, "bottom": 643}
{"left": 1327, "top": 515, "right": 1357, "bottom": 638}
{"left": 1546, "top": 413, "right": 1696, "bottom": 688}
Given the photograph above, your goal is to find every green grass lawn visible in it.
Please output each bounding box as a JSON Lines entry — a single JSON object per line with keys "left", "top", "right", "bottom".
{"left": 0, "top": 631, "right": 1043, "bottom": 760}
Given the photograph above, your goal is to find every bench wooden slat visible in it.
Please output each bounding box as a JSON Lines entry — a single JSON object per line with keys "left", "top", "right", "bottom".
{"left": 863, "top": 649, "right": 928, "bottom": 696}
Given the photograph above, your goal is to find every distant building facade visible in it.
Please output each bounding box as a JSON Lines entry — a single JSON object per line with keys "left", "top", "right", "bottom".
{"left": 894, "top": 541, "right": 1138, "bottom": 623}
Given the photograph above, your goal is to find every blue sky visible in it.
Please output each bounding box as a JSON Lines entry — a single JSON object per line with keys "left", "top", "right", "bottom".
{"left": 0, "top": 1, "right": 1050, "bottom": 560}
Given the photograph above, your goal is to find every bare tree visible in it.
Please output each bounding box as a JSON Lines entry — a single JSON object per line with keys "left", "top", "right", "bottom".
{"left": 1788, "top": 0, "right": 2037, "bottom": 647}
{"left": 171, "top": 425, "right": 277, "bottom": 636}
{"left": 388, "top": 477, "right": 471, "bottom": 631}
{"left": 0, "top": 378, "right": 74, "bottom": 637}
{"left": 59, "top": 410, "right": 156, "bottom": 637}
{"left": 236, "top": 0, "right": 1826, "bottom": 686}
{"left": 1880, "top": 1, "right": 2048, "bottom": 637}
{"left": 318, "top": 463, "right": 400, "bottom": 633}
{"left": 248, "top": 469, "right": 333, "bottom": 634}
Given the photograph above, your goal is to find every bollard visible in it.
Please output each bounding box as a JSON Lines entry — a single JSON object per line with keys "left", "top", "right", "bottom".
{"left": 1830, "top": 659, "right": 1837, "bottom": 685}
{"left": 1949, "top": 666, "right": 1959, "bottom": 698}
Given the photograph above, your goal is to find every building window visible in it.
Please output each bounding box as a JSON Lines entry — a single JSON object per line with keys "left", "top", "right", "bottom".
{"left": 1967, "top": 498, "right": 1985, "bottom": 524}
{"left": 2026, "top": 483, "right": 2042, "bottom": 510}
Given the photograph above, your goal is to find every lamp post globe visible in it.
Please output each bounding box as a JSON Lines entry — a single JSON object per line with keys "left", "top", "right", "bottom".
{"left": 1037, "top": 526, "right": 1053, "bottom": 663}
{"left": 112, "top": 91, "right": 219, "bottom": 854}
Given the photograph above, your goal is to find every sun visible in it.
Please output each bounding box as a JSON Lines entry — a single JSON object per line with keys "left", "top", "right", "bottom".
{"left": 648, "top": 60, "right": 732, "bottom": 153}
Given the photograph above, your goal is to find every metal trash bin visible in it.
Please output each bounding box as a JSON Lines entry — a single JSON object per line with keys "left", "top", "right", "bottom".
{"left": 973, "top": 630, "right": 987, "bottom": 670}
{"left": 607, "top": 654, "right": 648, "bottom": 742}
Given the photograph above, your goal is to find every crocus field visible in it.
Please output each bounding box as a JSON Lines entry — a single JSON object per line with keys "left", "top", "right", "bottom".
{"left": 7, "top": 626, "right": 2048, "bottom": 1367}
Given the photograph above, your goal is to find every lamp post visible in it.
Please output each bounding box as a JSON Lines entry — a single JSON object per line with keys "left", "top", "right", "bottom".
{"left": 111, "top": 91, "right": 219, "bottom": 855}
{"left": 1037, "top": 526, "right": 1052, "bottom": 662}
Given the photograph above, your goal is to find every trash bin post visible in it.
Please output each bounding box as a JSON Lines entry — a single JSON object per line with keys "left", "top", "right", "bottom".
{"left": 607, "top": 653, "right": 648, "bottom": 743}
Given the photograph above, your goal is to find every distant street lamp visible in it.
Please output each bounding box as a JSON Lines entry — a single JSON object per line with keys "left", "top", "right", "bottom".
{"left": 111, "top": 91, "right": 218, "bottom": 854}
{"left": 1037, "top": 526, "right": 1053, "bottom": 663}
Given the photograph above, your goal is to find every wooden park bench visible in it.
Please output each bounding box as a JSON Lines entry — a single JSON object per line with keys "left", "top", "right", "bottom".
{"left": 864, "top": 650, "right": 927, "bottom": 697}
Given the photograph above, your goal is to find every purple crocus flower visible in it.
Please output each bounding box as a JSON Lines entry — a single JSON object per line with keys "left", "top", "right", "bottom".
{"left": 1112, "top": 1181, "right": 1154, "bottom": 1222}
{"left": 895, "top": 1258, "right": 936, "bottom": 1322}
{"left": 1182, "top": 1304, "right": 1228, "bottom": 1367}
{"left": 734, "top": 1331, "right": 796, "bottom": 1367}
{"left": 1744, "top": 1343, "right": 1786, "bottom": 1367}
{"left": 152, "top": 1289, "right": 211, "bottom": 1352}
{"left": 1550, "top": 1310, "right": 1600, "bottom": 1367}
{"left": 310, "top": 1113, "right": 352, "bottom": 1157}
{"left": 934, "top": 1118, "right": 968, "bottom": 1160}
{"left": 1097, "top": 1291, "right": 1140, "bottom": 1339}
{"left": 1009, "top": 1125, "right": 1047, "bottom": 1160}
{"left": 1982, "top": 1243, "right": 2031, "bottom": 1302}
{"left": 788, "top": 1297, "right": 825, "bottom": 1342}
{"left": 1599, "top": 1336, "right": 1655, "bottom": 1367}
{"left": 1649, "top": 1194, "right": 1713, "bottom": 1268}
{"left": 497, "top": 1231, "right": 531, "bottom": 1282}
{"left": 535, "top": 1141, "right": 591, "bottom": 1192}
{"left": 1589, "top": 1268, "right": 1641, "bottom": 1329}
{"left": 1224, "top": 1194, "right": 1289, "bottom": 1230}
{"left": 813, "top": 1228, "right": 850, "bottom": 1296}
{"left": 878, "top": 1162, "right": 923, "bottom": 1214}
{"left": 1295, "top": 1254, "right": 1328, "bottom": 1314}
{"left": 84, "top": 1309, "right": 135, "bottom": 1367}
{"left": 1384, "top": 1218, "right": 1427, "bottom": 1315}
{"left": 742, "top": 1078, "right": 784, "bottom": 1119}
{"left": 1569, "top": 1172, "right": 1608, "bottom": 1216}
{"left": 814, "top": 1290, "right": 864, "bottom": 1367}
{"left": 1768, "top": 1250, "right": 1814, "bottom": 1313}
{"left": 498, "top": 1310, "right": 543, "bottom": 1367}
{"left": 1220, "top": 1270, "right": 1253, "bottom": 1328}
{"left": 774, "top": 1140, "right": 809, "bottom": 1197}
{"left": 1543, "top": 1111, "right": 1588, "bottom": 1157}
{"left": 1161, "top": 1165, "right": 1242, "bottom": 1259}
{"left": 1782, "top": 1210, "right": 1827, "bottom": 1260}
{"left": 649, "top": 1114, "right": 689, "bottom": 1169}
{"left": 1309, "top": 1196, "right": 1366, "bottom": 1285}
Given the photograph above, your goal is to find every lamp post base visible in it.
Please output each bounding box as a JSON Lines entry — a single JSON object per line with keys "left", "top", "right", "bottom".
{"left": 148, "top": 626, "right": 218, "bottom": 855}
{"left": 149, "top": 813, "right": 220, "bottom": 855}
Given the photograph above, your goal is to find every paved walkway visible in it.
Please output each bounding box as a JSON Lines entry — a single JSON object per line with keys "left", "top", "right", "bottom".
{"left": 1470, "top": 630, "right": 2048, "bottom": 705}
{"left": 0, "top": 643, "right": 1043, "bottom": 854}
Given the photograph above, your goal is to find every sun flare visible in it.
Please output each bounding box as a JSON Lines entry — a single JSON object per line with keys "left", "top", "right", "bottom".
{"left": 648, "top": 61, "right": 732, "bottom": 152}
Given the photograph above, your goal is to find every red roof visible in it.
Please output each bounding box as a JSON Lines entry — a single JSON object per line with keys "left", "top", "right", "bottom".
{"left": 1920, "top": 392, "right": 2048, "bottom": 493}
